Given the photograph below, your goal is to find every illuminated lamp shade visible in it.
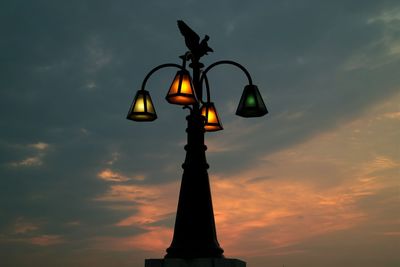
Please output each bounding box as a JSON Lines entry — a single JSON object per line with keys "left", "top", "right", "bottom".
{"left": 236, "top": 85, "right": 268, "bottom": 117}
{"left": 200, "top": 102, "right": 223, "bottom": 132}
{"left": 126, "top": 90, "right": 157, "bottom": 121}
{"left": 166, "top": 70, "right": 197, "bottom": 105}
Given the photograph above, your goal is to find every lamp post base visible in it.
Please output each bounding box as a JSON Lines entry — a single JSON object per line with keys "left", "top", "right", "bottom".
{"left": 145, "top": 258, "right": 245, "bottom": 267}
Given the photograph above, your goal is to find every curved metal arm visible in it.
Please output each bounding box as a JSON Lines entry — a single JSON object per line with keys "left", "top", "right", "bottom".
{"left": 141, "top": 63, "right": 184, "bottom": 91}
{"left": 200, "top": 60, "right": 253, "bottom": 88}
{"left": 203, "top": 73, "right": 212, "bottom": 103}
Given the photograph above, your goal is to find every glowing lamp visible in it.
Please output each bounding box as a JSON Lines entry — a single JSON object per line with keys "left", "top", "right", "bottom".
{"left": 200, "top": 102, "right": 223, "bottom": 132}
{"left": 166, "top": 70, "right": 197, "bottom": 105}
{"left": 236, "top": 85, "right": 268, "bottom": 117}
{"left": 126, "top": 90, "right": 157, "bottom": 121}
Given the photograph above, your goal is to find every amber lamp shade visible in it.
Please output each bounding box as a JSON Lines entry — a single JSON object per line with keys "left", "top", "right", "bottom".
{"left": 126, "top": 90, "right": 157, "bottom": 121}
{"left": 236, "top": 85, "right": 268, "bottom": 118}
{"left": 166, "top": 70, "right": 197, "bottom": 105}
{"left": 200, "top": 102, "right": 223, "bottom": 132}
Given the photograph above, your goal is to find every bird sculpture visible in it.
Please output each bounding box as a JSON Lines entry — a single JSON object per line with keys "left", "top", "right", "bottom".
{"left": 177, "top": 20, "right": 213, "bottom": 59}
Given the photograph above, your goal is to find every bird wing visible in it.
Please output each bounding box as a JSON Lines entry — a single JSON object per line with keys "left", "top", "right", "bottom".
{"left": 177, "top": 20, "right": 200, "bottom": 44}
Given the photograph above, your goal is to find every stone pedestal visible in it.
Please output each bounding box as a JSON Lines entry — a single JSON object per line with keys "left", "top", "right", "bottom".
{"left": 145, "top": 258, "right": 246, "bottom": 267}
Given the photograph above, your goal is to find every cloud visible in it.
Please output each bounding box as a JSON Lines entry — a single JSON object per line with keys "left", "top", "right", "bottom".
{"left": 91, "top": 93, "right": 400, "bottom": 258}
{"left": 95, "top": 182, "right": 177, "bottom": 220}
{"left": 85, "top": 35, "right": 113, "bottom": 73}
{"left": 211, "top": 176, "right": 369, "bottom": 256}
{"left": 106, "top": 152, "right": 120, "bottom": 165}
{"left": 206, "top": 119, "right": 264, "bottom": 153}
{"left": 0, "top": 218, "right": 65, "bottom": 247}
{"left": 90, "top": 226, "right": 172, "bottom": 252}
{"left": 14, "top": 217, "right": 40, "bottom": 234}
{"left": 29, "top": 142, "right": 49, "bottom": 151}
{"left": 383, "top": 111, "right": 400, "bottom": 119}
{"left": 28, "top": 235, "right": 65, "bottom": 246}
{"left": 97, "top": 169, "right": 130, "bottom": 182}
{"left": 211, "top": 94, "right": 400, "bottom": 256}
{"left": 65, "top": 221, "right": 81, "bottom": 227}
{"left": 8, "top": 142, "right": 50, "bottom": 167}
{"left": 367, "top": 7, "right": 400, "bottom": 24}
{"left": 1, "top": 235, "right": 65, "bottom": 247}
{"left": 344, "top": 8, "right": 400, "bottom": 71}
{"left": 93, "top": 181, "right": 178, "bottom": 252}
{"left": 97, "top": 168, "right": 147, "bottom": 182}
{"left": 1, "top": 1, "right": 400, "bottom": 266}
{"left": 382, "top": 232, "right": 400, "bottom": 236}
{"left": 10, "top": 156, "right": 43, "bottom": 167}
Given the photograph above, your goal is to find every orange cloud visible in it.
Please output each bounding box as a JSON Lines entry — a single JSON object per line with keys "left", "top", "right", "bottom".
{"left": 4, "top": 218, "right": 65, "bottom": 247}
{"left": 97, "top": 169, "right": 146, "bottom": 182}
{"left": 29, "top": 235, "right": 65, "bottom": 246}
{"left": 383, "top": 111, "right": 400, "bottom": 119}
{"left": 14, "top": 217, "right": 40, "bottom": 234}
{"left": 97, "top": 183, "right": 177, "bottom": 225}
{"left": 212, "top": 176, "right": 368, "bottom": 256}
{"left": 211, "top": 95, "right": 400, "bottom": 256}
{"left": 97, "top": 169, "right": 130, "bottom": 182}
{"left": 94, "top": 181, "right": 178, "bottom": 252}
{"left": 1, "top": 235, "right": 65, "bottom": 247}
{"left": 91, "top": 226, "right": 172, "bottom": 252}
{"left": 93, "top": 94, "right": 400, "bottom": 258}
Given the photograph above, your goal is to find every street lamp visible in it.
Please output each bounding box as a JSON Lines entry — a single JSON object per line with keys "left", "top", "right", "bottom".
{"left": 127, "top": 21, "right": 268, "bottom": 260}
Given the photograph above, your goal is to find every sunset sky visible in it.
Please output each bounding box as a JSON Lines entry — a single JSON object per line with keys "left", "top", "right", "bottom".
{"left": 0, "top": 1, "right": 399, "bottom": 267}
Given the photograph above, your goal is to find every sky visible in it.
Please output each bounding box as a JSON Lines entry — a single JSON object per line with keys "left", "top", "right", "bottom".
{"left": 0, "top": 0, "right": 399, "bottom": 266}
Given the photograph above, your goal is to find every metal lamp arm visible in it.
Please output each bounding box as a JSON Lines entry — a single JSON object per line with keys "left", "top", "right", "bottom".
{"left": 201, "top": 60, "right": 253, "bottom": 85}
{"left": 202, "top": 73, "right": 212, "bottom": 103}
{"left": 141, "top": 63, "right": 185, "bottom": 91}
{"left": 199, "top": 60, "right": 253, "bottom": 103}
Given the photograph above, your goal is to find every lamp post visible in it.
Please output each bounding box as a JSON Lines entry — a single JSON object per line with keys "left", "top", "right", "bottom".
{"left": 127, "top": 21, "right": 268, "bottom": 261}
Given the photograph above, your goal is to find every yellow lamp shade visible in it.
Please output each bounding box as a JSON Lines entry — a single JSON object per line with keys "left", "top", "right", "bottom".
{"left": 166, "top": 70, "right": 197, "bottom": 105}
{"left": 126, "top": 90, "right": 157, "bottom": 121}
{"left": 200, "top": 102, "right": 223, "bottom": 132}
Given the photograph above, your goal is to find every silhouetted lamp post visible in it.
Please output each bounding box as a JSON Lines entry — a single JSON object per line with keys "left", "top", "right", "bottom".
{"left": 127, "top": 21, "right": 268, "bottom": 259}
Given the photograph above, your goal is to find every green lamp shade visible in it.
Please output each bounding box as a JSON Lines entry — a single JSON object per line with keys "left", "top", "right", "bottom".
{"left": 200, "top": 102, "right": 223, "bottom": 132}
{"left": 236, "top": 85, "right": 268, "bottom": 117}
{"left": 127, "top": 90, "right": 157, "bottom": 121}
{"left": 166, "top": 70, "right": 198, "bottom": 105}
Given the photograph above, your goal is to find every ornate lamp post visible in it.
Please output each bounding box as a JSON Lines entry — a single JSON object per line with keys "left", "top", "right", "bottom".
{"left": 127, "top": 21, "right": 268, "bottom": 264}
